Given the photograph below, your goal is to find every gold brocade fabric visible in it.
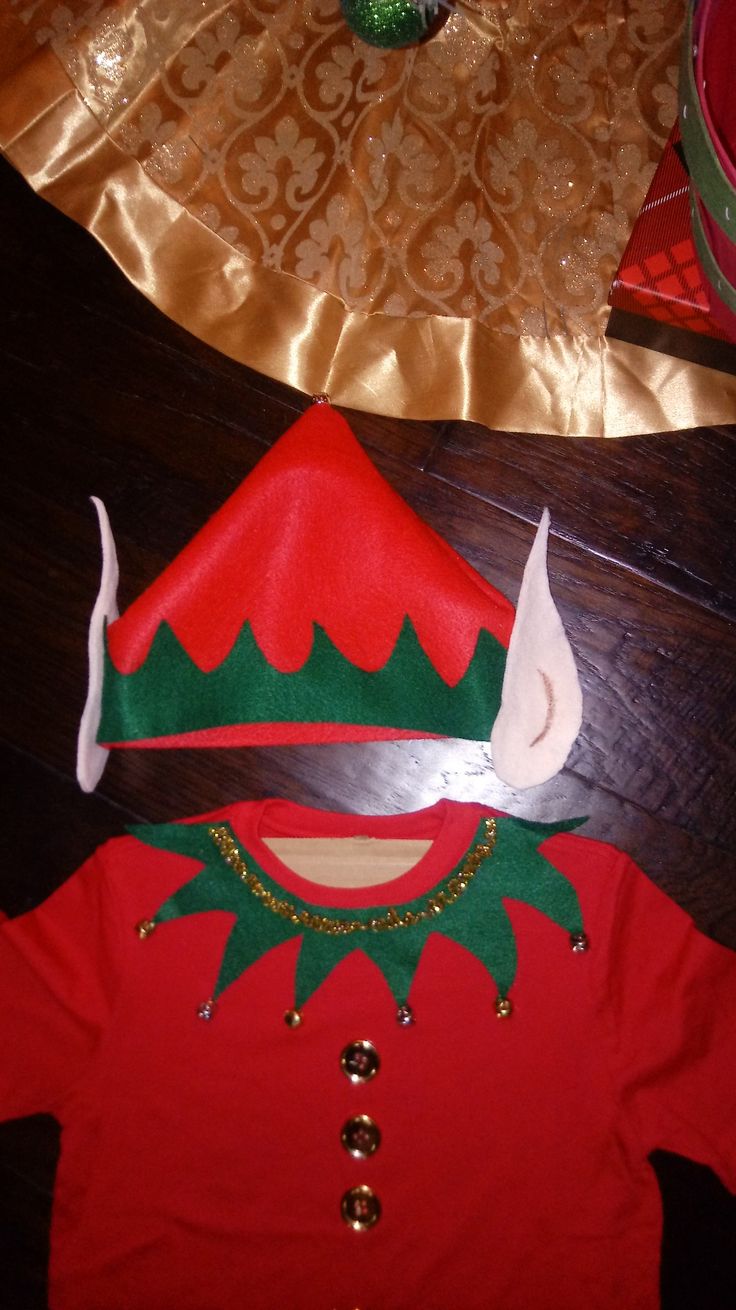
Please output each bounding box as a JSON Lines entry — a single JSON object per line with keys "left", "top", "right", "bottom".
{"left": 2, "top": 0, "right": 736, "bottom": 436}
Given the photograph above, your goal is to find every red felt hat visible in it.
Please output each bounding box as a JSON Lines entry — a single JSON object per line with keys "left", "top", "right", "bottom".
{"left": 77, "top": 403, "right": 581, "bottom": 791}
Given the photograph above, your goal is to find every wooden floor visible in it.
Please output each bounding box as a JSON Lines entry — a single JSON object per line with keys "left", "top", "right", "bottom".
{"left": 1, "top": 153, "right": 735, "bottom": 1306}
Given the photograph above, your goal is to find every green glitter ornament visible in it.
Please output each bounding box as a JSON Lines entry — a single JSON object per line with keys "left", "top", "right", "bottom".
{"left": 341, "top": 0, "right": 440, "bottom": 50}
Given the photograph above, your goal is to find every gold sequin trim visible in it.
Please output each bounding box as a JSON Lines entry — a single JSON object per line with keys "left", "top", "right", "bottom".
{"left": 207, "top": 818, "right": 497, "bottom": 937}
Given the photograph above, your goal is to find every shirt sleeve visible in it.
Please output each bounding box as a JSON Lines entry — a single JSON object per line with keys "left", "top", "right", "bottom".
{"left": 0, "top": 846, "right": 122, "bottom": 1122}
{"left": 603, "top": 856, "right": 736, "bottom": 1193}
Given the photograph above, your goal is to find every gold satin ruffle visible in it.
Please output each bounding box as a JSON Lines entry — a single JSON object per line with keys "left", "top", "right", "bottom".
{"left": 1, "top": 0, "right": 735, "bottom": 438}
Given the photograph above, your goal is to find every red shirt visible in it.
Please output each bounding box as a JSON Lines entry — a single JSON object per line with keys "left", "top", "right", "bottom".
{"left": 1, "top": 798, "right": 735, "bottom": 1309}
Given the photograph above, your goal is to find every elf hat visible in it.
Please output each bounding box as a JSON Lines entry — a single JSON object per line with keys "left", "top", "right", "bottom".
{"left": 77, "top": 403, "right": 581, "bottom": 793}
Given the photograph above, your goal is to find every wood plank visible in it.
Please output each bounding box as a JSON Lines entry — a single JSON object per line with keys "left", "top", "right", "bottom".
{"left": 2, "top": 160, "right": 440, "bottom": 471}
{"left": 0, "top": 1115, "right": 58, "bottom": 1310}
{"left": 3, "top": 407, "right": 736, "bottom": 941}
{"left": 2, "top": 139, "right": 736, "bottom": 1310}
{"left": 367, "top": 460, "right": 736, "bottom": 844}
{"left": 0, "top": 748, "right": 142, "bottom": 916}
{"left": 430, "top": 420, "right": 736, "bottom": 618}
{"left": 2, "top": 487, "right": 736, "bottom": 948}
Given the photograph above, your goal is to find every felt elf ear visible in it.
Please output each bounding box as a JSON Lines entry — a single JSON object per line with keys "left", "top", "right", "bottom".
{"left": 76, "top": 497, "right": 119, "bottom": 793}
{"left": 491, "top": 510, "right": 582, "bottom": 789}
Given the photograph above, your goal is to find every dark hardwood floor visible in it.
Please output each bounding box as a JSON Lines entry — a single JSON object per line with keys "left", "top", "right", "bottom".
{"left": 1, "top": 154, "right": 735, "bottom": 1307}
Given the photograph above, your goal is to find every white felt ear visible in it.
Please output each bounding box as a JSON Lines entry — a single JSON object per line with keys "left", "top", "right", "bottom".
{"left": 491, "top": 510, "right": 582, "bottom": 789}
{"left": 76, "top": 497, "right": 119, "bottom": 793}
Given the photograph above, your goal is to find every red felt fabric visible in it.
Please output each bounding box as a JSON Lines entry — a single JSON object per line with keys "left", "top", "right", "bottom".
{"left": 1, "top": 798, "right": 734, "bottom": 1310}
{"left": 106, "top": 405, "right": 515, "bottom": 685}
{"left": 102, "top": 721, "right": 439, "bottom": 748}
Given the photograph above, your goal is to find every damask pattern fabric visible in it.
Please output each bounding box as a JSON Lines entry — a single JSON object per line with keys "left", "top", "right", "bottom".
{"left": 2, "top": 0, "right": 736, "bottom": 434}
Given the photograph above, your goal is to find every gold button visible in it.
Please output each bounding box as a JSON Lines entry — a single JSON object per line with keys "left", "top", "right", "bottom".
{"left": 341, "top": 1184, "right": 381, "bottom": 1230}
{"left": 340, "top": 1040, "right": 380, "bottom": 1083}
{"left": 495, "top": 995, "right": 513, "bottom": 1019}
{"left": 341, "top": 1114, "right": 381, "bottom": 1159}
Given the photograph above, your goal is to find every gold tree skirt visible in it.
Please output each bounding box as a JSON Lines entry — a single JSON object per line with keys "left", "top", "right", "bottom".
{"left": 2, "top": 0, "right": 735, "bottom": 436}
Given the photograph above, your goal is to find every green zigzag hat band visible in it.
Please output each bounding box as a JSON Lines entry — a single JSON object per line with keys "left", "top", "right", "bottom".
{"left": 99, "top": 618, "right": 507, "bottom": 746}
{"left": 78, "top": 404, "right": 583, "bottom": 795}
{"left": 131, "top": 814, "right": 587, "bottom": 1013}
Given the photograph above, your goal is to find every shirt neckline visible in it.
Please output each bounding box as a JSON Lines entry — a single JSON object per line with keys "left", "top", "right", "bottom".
{"left": 227, "top": 797, "right": 489, "bottom": 909}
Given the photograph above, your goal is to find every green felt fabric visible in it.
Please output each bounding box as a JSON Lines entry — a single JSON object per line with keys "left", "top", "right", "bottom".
{"left": 130, "top": 814, "right": 586, "bottom": 1010}
{"left": 98, "top": 617, "right": 507, "bottom": 744}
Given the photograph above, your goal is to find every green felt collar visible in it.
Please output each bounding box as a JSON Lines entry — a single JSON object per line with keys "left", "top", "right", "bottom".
{"left": 131, "top": 813, "right": 587, "bottom": 1019}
